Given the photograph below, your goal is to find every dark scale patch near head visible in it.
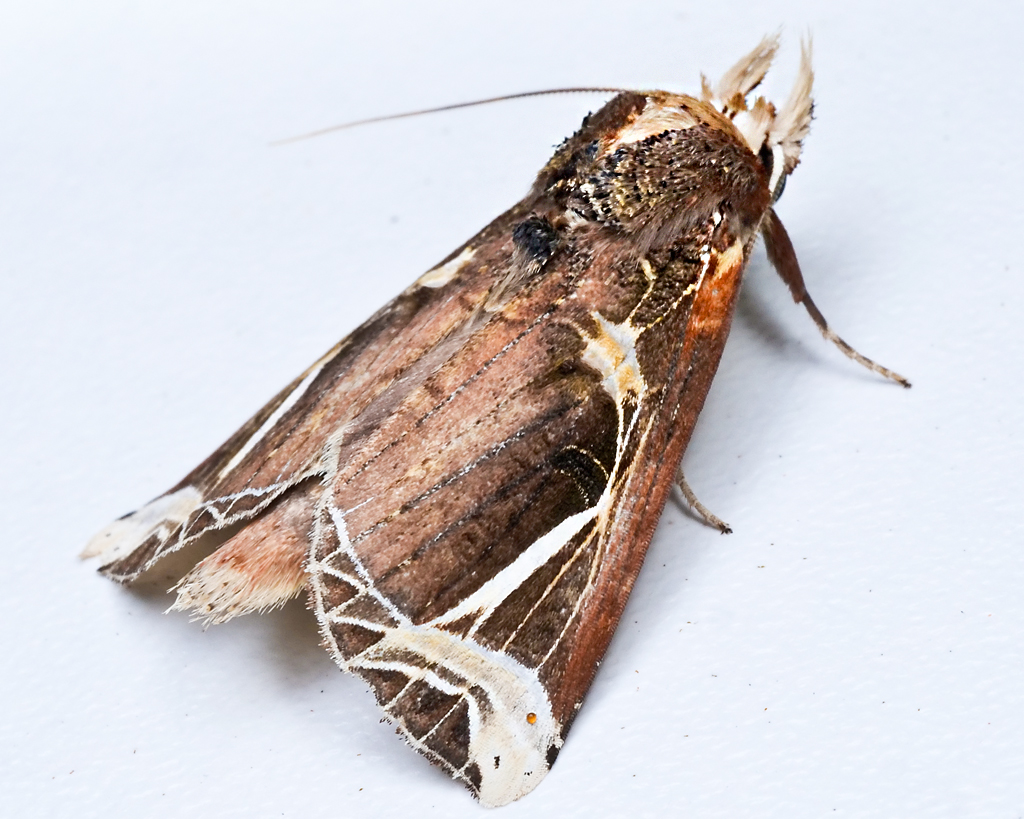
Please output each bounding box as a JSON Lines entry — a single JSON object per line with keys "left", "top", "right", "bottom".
{"left": 486, "top": 214, "right": 562, "bottom": 309}
{"left": 512, "top": 215, "right": 559, "bottom": 268}
{"left": 758, "top": 143, "right": 774, "bottom": 180}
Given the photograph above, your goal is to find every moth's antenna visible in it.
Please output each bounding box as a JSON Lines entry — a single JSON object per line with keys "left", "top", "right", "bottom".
{"left": 271, "top": 87, "right": 628, "bottom": 146}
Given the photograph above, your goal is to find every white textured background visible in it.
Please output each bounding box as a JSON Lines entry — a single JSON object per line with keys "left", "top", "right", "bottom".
{"left": 2, "top": 2, "right": 1021, "bottom": 817}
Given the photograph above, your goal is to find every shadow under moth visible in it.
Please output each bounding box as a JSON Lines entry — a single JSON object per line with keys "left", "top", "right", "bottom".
{"left": 83, "top": 37, "right": 907, "bottom": 806}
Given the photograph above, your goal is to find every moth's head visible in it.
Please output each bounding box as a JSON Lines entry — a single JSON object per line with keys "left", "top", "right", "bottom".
{"left": 700, "top": 35, "right": 815, "bottom": 203}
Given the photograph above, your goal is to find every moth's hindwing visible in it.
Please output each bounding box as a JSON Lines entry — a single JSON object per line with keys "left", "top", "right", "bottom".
{"left": 86, "top": 37, "right": 819, "bottom": 806}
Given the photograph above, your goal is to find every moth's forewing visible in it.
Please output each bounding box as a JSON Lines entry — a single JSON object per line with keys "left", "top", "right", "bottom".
{"left": 311, "top": 98, "right": 771, "bottom": 805}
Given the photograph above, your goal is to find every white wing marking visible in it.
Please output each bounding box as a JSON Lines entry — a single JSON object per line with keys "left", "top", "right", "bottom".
{"left": 82, "top": 485, "right": 202, "bottom": 564}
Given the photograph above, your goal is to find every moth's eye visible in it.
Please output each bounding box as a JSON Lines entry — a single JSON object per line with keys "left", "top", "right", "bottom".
{"left": 526, "top": 712, "right": 537, "bottom": 724}
{"left": 758, "top": 143, "right": 774, "bottom": 179}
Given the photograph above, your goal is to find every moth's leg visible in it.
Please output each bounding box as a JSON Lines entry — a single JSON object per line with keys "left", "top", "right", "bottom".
{"left": 675, "top": 468, "right": 732, "bottom": 534}
{"left": 761, "top": 209, "right": 911, "bottom": 388}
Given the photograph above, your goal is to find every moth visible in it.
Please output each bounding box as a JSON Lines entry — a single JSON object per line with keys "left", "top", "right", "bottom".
{"left": 83, "top": 37, "right": 907, "bottom": 807}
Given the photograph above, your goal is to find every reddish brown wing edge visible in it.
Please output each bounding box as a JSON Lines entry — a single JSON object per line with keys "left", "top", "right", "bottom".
{"left": 548, "top": 241, "right": 748, "bottom": 724}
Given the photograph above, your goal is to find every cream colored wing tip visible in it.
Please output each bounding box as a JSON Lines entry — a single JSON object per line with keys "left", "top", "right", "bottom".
{"left": 80, "top": 525, "right": 114, "bottom": 559}
{"left": 80, "top": 518, "right": 138, "bottom": 563}
{"left": 78, "top": 486, "right": 202, "bottom": 566}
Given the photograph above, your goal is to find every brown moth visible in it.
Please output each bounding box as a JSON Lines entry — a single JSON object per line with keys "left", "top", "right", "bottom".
{"left": 83, "top": 37, "right": 907, "bottom": 807}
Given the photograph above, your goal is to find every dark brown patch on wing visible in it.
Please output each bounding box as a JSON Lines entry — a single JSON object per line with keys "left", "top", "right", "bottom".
{"left": 328, "top": 622, "right": 385, "bottom": 657}
{"left": 318, "top": 578, "right": 358, "bottom": 612}
{"left": 423, "top": 698, "right": 472, "bottom": 770}
{"left": 392, "top": 681, "right": 462, "bottom": 740}
{"left": 329, "top": 598, "right": 396, "bottom": 634}
{"left": 361, "top": 668, "right": 411, "bottom": 707}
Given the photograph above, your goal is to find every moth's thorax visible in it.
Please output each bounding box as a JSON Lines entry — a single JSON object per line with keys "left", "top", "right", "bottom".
{"left": 533, "top": 91, "right": 773, "bottom": 253}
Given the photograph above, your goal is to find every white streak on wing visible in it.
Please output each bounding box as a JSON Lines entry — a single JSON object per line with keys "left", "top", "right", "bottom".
{"left": 217, "top": 357, "right": 330, "bottom": 480}
{"left": 81, "top": 485, "right": 202, "bottom": 563}
{"left": 502, "top": 521, "right": 600, "bottom": 652}
{"left": 415, "top": 246, "right": 475, "bottom": 289}
{"left": 326, "top": 503, "right": 408, "bottom": 624}
{"left": 429, "top": 506, "right": 602, "bottom": 634}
